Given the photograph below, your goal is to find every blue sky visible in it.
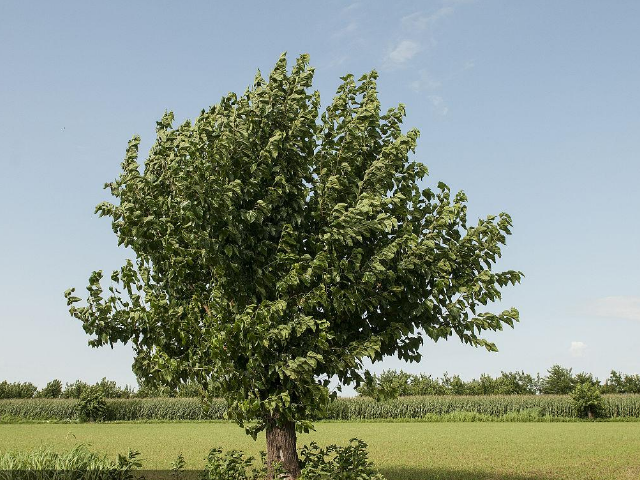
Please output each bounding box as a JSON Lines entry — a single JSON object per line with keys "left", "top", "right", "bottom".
{"left": 1, "top": 0, "right": 639, "bottom": 393}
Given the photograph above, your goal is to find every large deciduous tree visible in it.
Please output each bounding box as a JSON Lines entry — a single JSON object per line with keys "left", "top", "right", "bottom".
{"left": 66, "top": 54, "right": 522, "bottom": 479}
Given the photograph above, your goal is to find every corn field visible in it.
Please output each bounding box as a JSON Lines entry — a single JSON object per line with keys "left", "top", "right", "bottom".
{"left": 1, "top": 395, "right": 640, "bottom": 422}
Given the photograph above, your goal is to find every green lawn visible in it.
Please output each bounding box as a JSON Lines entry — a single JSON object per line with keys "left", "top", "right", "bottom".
{"left": 1, "top": 422, "right": 639, "bottom": 479}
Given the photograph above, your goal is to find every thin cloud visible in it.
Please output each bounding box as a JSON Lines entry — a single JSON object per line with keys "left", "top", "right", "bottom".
{"left": 341, "top": 2, "right": 361, "bottom": 15}
{"left": 410, "top": 69, "right": 442, "bottom": 92}
{"left": 463, "top": 60, "right": 476, "bottom": 71}
{"left": 386, "top": 40, "right": 420, "bottom": 67}
{"left": 428, "top": 95, "right": 449, "bottom": 116}
{"left": 323, "top": 54, "right": 349, "bottom": 69}
{"left": 331, "top": 21, "right": 359, "bottom": 40}
{"left": 401, "top": 7, "right": 455, "bottom": 33}
{"left": 588, "top": 296, "right": 640, "bottom": 322}
{"left": 570, "top": 341, "right": 587, "bottom": 358}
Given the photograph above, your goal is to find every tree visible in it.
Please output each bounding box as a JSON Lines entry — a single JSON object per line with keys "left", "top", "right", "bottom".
{"left": 65, "top": 54, "right": 522, "bottom": 479}
{"left": 541, "top": 365, "right": 574, "bottom": 394}
{"left": 573, "top": 372, "right": 600, "bottom": 389}
{"left": 571, "top": 382, "right": 604, "bottom": 419}
{"left": 494, "top": 371, "right": 537, "bottom": 395}
{"left": 602, "top": 370, "right": 640, "bottom": 394}
{"left": 37, "top": 379, "right": 63, "bottom": 398}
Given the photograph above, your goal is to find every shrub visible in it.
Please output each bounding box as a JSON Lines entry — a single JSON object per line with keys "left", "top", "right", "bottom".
{"left": 202, "top": 447, "right": 266, "bottom": 480}
{"left": 198, "top": 439, "right": 385, "bottom": 480}
{"left": 170, "top": 453, "right": 186, "bottom": 480}
{"left": 77, "top": 386, "right": 107, "bottom": 422}
{"left": 572, "top": 382, "right": 604, "bottom": 419}
{"left": 299, "top": 439, "right": 385, "bottom": 480}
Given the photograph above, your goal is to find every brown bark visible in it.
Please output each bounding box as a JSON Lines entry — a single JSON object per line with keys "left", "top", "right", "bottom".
{"left": 265, "top": 418, "right": 301, "bottom": 480}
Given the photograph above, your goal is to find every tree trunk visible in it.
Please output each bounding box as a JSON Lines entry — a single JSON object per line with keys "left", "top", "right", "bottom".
{"left": 588, "top": 407, "right": 594, "bottom": 419}
{"left": 265, "top": 418, "right": 301, "bottom": 480}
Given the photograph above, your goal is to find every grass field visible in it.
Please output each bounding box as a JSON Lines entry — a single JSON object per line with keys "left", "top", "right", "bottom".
{"left": 1, "top": 422, "right": 640, "bottom": 479}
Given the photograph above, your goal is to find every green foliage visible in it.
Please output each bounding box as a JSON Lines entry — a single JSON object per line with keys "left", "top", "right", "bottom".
{"left": 170, "top": 453, "right": 186, "bottom": 480}
{"left": 358, "top": 370, "right": 413, "bottom": 401}
{"left": 36, "top": 379, "right": 63, "bottom": 399}
{"left": 0, "top": 381, "right": 37, "bottom": 399}
{"left": 299, "top": 439, "right": 385, "bottom": 480}
{"left": 356, "top": 369, "right": 538, "bottom": 398}
{"left": 572, "top": 382, "right": 604, "bottom": 418}
{"left": 77, "top": 386, "right": 107, "bottom": 422}
{"left": 60, "top": 379, "right": 132, "bottom": 399}
{"left": 202, "top": 447, "right": 269, "bottom": 480}
{"left": 540, "top": 365, "right": 575, "bottom": 394}
{"left": 0, "top": 444, "right": 141, "bottom": 480}
{"left": 602, "top": 370, "right": 640, "bottom": 394}
{"left": 0, "top": 440, "right": 382, "bottom": 480}
{"left": 61, "top": 380, "right": 90, "bottom": 399}
{"left": 195, "top": 440, "right": 386, "bottom": 480}
{"left": 573, "top": 372, "right": 599, "bottom": 388}
{"left": 94, "top": 378, "right": 133, "bottom": 398}
{"left": 65, "top": 53, "right": 522, "bottom": 436}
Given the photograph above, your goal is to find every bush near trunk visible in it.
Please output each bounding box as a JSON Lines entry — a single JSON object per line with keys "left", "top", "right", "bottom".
{"left": 76, "top": 386, "right": 107, "bottom": 422}
{"left": 572, "top": 383, "right": 604, "bottom": 419}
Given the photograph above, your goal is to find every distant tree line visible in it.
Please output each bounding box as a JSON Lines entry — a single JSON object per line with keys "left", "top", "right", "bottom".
{"left": 0, "top": 377, "right": 213, "bottom": 399}
{"left": 1, "top": 366, "right": 639, "bottom": 400}
{"left": 356, "top": 365, "right": 640, "bottom": 401}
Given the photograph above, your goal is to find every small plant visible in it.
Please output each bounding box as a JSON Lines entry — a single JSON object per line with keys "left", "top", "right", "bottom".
{"left": 117, "top": 449, "right": 143, "bottom": 479}
{"left": 299, "top": 438, "right": 385, "bottom": 480}
{"left": 202, "top": 447, "right": 257, "bottom": 480}
{"left": 77, "top": 385, "right": 107, "bottom": 422}
{"left": 171, "top": 452, "right": 186, "bottom": 479}
{"left": 572, "top": 382, "right": 604, "bottom": 419}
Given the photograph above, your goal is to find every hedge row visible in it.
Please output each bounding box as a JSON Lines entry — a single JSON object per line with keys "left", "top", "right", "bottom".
{"left": 2, "top": 395, "right": 640, "bottom": 422}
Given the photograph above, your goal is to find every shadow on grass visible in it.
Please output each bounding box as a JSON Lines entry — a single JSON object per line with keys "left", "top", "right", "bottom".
{"left": 379, "top": 466, "right": 553, "bottom": 480}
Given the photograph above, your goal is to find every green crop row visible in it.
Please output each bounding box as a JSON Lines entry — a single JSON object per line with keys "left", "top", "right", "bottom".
{"left": 329, "top": 395, "right": 640, "bottom": 419}
{"left": 2, "top": 395, "right": 640, "bottom": 422}
{"left": 0, "top": 398, "right": 227, "bottom": 422}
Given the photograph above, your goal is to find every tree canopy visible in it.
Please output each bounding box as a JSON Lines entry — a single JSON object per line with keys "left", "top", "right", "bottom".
{"left": 66, "top": 53, "right": 521, "bottom": 477}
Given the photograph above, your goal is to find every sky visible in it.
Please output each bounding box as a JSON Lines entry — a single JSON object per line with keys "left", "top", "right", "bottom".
{"left": 1, "top": 0, "right": 639, "bottom": 394}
